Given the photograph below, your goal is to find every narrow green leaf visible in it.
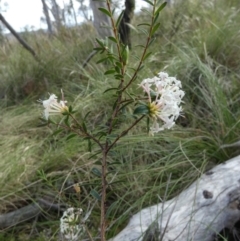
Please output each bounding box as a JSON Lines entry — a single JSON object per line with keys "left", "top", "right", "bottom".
{"left": 149, "top": 37, "right": 156, "bottom": 46}
{"left": 104, "top": 69, "right": 116, "bottom": 75}
{"left": 116, "top": 10, "right": 124, "bottom": 28}
{"left": 139, "top": 65, "right": 145, "bottom": 71}
{"left": 155, "top": 2, "right": 167, "bottom": 16}
{"left": 119, "top": 100, "right": 134, "bottom": 112}
{"left": 66, "top": 133, "right": 77, "bottom": 141}
{"left": 83, "top": 111, "right": 91, "bottom": 121}
{"left": 115, "top": 66, "right": 121, "bottom": 73}
{"left": 90, "top": 189, "right": 101, "bottom": 201}
{"left": 151, "top": 22, "right": 160, "bottom": 36}
{"left": 103, "top": 87, "right": 118, "bottom": 94}
{"left": 138, "top": 27, "right": 148, "bottom": 36}
{"left": 91, "top": 167, "right": 102, "bottom": 177}
{"left": 108, "top": 36, "right": 117, "bottom": 43}
{"left": 82, "top": 121, "right": 87, "bottom": 132}
{"left": 64, "top": 116, "right": 70, "bottom": 127}
{"left": 98, "top": 7, "right": 111, "bottom": 17}
{"left": 97, "top": 57, "right": 109, "bottom": 64}
{"left": 95, "top": 38, "right": 105, "bottom": 47}
{"left": 88, "top": 139, "right": 92, "bottom": 152}
{"left": 114, "top": 74, "right": 124, "bottom": 79}
{"left": 88, "top": 150, "right": 101, "bottom": 160}
{"left": 143, "top": 0, "right": 153, "bottom": 6}
{"left": 137, "top": 23, "right": 151, "bottom": 27}
{"left": 143, "top": 52, "right": 152, "bottom": 61}
{"left": 52, "top": 129, "right": 63, "bottom": 136}
{"left": 133, "top": 105, "right": 149, "bottom": 115}
{"left": 115, "top": 61, "right": 122, "bottom": 68}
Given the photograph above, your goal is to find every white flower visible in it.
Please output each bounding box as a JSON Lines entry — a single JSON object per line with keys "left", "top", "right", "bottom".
{"left": 140, "top": 72, "right": 184, "bottom": 134}
{"left": 60, "top": 207, "right": 85, "bottom": 241}
{"left": 39, "top": 91, "right": 68, "bottom": 120}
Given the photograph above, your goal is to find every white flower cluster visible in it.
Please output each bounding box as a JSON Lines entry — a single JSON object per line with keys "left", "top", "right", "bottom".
{"left": 140, "top": 72, "right": 184, "bottom": 134}
{"left": 60, "top": 207, "right": 85, "bottom": 241}
{"left": 39, "top": 91, "right": 68, "bottom": 120}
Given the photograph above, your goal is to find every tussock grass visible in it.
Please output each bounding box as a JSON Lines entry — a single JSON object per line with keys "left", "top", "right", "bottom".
{"left": 0, "top": 0, "right": 240, "bottom": 240}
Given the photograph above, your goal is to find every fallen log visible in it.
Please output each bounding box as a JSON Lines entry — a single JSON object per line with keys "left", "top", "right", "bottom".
{"left": 110, "top": 155, "right": 240, "bottom": 241}
{"left": 0, "top": 198, "right": 66, "bottom": 229}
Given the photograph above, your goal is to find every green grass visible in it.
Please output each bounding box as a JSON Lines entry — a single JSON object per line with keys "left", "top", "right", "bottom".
{"left": 0, "top": 0, "right": 240, "bottom": 240}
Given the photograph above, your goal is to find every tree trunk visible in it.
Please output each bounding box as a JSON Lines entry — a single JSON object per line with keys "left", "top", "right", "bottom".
{"left": 41, "top": 0, "right": 54, "bottom": 36}
{"left": 118, "top": 0, "right": 135, "bottom": 49}
{"left": 50, "top": 0, "right": 62, "bottom": 31}
{"left": 109, "top": 155, "right": 240, "bottom": 241}
{"left": 90, "top": 0, "right": 113, "bottom": 38}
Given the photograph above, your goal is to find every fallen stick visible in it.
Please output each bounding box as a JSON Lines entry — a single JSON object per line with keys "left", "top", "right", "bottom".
{"left": 110, "top": 155, "right": 240, "bottom": 241}
{"left": 0, "top": 198, "right": 66, "bottom": 229}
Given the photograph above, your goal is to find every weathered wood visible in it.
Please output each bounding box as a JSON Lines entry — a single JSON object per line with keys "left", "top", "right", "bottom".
{"left": 0, "top": 198, "right": 66, "bottom": 229}
{"left": 90, "top": 0, "right": 113, "bottom": 38}
{"left": 110, "top": 155, "right": 240, "bottom": 241}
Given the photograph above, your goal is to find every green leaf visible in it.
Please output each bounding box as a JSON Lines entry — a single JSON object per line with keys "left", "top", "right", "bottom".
{"left": 95, "top": 38, "right": 105, "bottom": 47}
{"left": 104, "top": 69, "right": 116, "bottom": 75}
{"left": 138, "top": 27, "right": 148, "bottom": 36}
{"left": 90, "top": 189, "right": 101, "bottom": 201}
{"left": 116, "top": 10, "right": 124, "bottom": 28}
{"left": 149, "top": 37, "right": 156, "bottom": 46}
{"left": 115, "top": 61, "right": 122, "bottom": 68}
{"left": 115, "top": 65, "right": 121, "bottom": 73}
{"left": 133, "top": 105, "right": 149, "bottom": 115}
{"left": 88, "top": 139, "right": 92, "bottom": 152}
{"left": 52, "top": 129, "right": 63, "bottom": 136}
{"left": 143, "top": 0, "right": 153, "bottom": 6}
{"left": 151, "top": 22, "right": 160, "bottom": 36}
{"left": 143, "top": 52, "right": 152, "bottom": 61}
{"left": 103, "top": 87, "right": 118, "bottom": 94}
{"left": 114, "top": 74, "right": 124, "bottom": 79}
{"left": 91, "top": 167, "right": 102, "bottom": 177}
{"left": 155, "top": 2, "right": 167, "bottom": 16}
{"left": 108, "top": 36, "right": 117, "bottom": 43}
{"left": 82, "top": 121, "right": 87, "bottom": 132}
{"left": 119, "top": 100, "right": 134, "bottom": 112}
{"left": 98, "top": 7, "right": 111, "bottom": 17}
{"left": 83, "top": 111, "right": 91, "bottom": 121}
{"left": 137, "top": 23, "right": 151, "bottom": 27}
{"left": 121, "top": 45, "right": 129, "bottom": 65}
{"left": 97, "top": 57, "right": 111, "bottom": 64}
{"left": 66, "top": 133, "right": 77, "bottom": 141}
{"left": 139, "top": 65, "right": 145, "bottom": 72}
{"left": 64, "top": 116, "right": 70, "bottom": 127}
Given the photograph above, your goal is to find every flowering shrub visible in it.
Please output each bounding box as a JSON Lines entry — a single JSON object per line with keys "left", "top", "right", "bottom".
{"left": 38, "top": 1, "right": 185, "bottom": 241}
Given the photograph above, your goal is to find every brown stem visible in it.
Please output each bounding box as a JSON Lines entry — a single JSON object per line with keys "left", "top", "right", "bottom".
{"left": 107, "top": 115, "right": 145, "bottom": 153}
{"left": 100, "top": 149, "right": 108, "bottom": 241}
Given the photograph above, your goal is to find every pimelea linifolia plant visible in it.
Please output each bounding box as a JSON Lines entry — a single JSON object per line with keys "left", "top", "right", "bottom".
{"left": 39, "top": 1, "right": 184, "bottom": 240}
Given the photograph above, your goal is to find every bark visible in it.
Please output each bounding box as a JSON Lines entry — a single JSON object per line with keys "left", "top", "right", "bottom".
{"left": 41, "top": 0, "right": 54, "bottom": 36}
{"left": 50, "top": 0, "right": 62, "bottom": 31}
{"left": 118, "top": 0, "right": 135, "bottom": 49}
{"left": 0, "top": 13, "right": 38, "bottom": 60}
{"left": 109, "top": 155, "right": 240, "bottom": 241}
{"left": 90, "top": 0, "right": 113, "bottom": 38}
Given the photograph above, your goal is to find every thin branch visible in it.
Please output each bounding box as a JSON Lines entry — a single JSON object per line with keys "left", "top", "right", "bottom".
{"left": 0, "top": 13, "right": 39, "bottom": 61}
